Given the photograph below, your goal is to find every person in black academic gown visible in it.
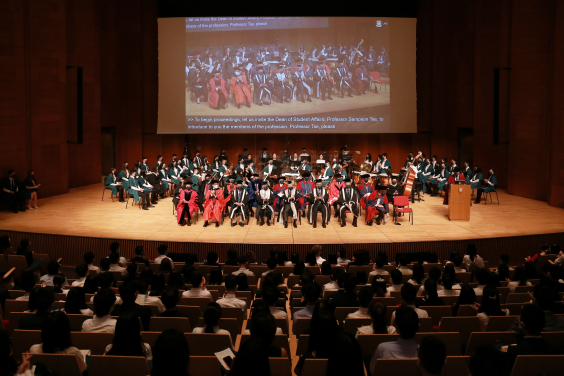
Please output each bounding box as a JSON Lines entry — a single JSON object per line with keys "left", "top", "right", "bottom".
{"left": 2, "top": 170, "right": 26, "bottom": 213}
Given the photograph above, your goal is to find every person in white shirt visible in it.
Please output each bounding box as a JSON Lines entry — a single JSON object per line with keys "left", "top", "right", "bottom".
{"left": 322, "top": 267, "right": 342, "bottom": 293}
{"left": 390, "top": 283, "right": 428, "bottom": 326}
{"left": 261, "top": 258, "right": 277, "bottom": 277}
{"left": 154, "top": 243, "right": 174, "bottom": 267}
{"left": 337, "top": 249, "right": 351, "bottom": 265}
{"left": 346, "top": 286, "right": 372, "bottom": 319}
{"left": 39, "top": 260, "right": 68, "bottom": 286}
{"left": 108, "top": 252, "right": 126, "bottom": 274}
{"left": 108, "top": 241, "right": 127, "bottom": 267}
{"left": 312, "top": 244, "right": 325, "bottom": 265}
{"left": 82, "top": 288, "right": 117, "bottom": 333}
{"left": 438, "top": 273, "right": 461, "bottom": 297}
{"left": 182, "top": 270, "right": 212, "bottom": 300}
{"left": 263, "top": 284, "right": 287, "bottom": 319}
{"left": 232, "top": 255, "right": 255, "bottom": 276}
{"left": 397, "top": 255, "right": 413, "bottom": 276}
{"left": 473, "top": 268, "right": 489, "bottom": 296}
{"left": 30, "top": 311, "right": 87, "bottom": 373}
{"left": 416, "top": 268, "right": 445, "bottom": 297}
{"left": 473, "top": 286, "right": 510, "bottom": 331}
{"left": 216, "top": 275, "right": 247, "bottom": 312}
{"left": 71, "top": 264, "right": 89, "bottom": 287}
{"left": 452, "top": 255, "right": 466, "bottom": 273}
{"left": 135, "top": 278, "right": 165, "bottom": 313}
{"left": 84, "top": 251, "right": 100, "bottom": 274}
{"left": 369, "top": 258, "right": 390, "bottom": 281}
{"left": 104, "top": 312, "right": 153, "bottom": 362}
{"left": 388, "top": 269, "right": 404, "bottom": 292}
{"left": 192, "top": 302, "right": 234, "bottom": 346}
{"left": 356, "top": 300, "right": 397, "bottom": 338}
{"left": 463, "top": 244, "right": 482, "bottom": 269}
{"left": 506, "top": 266, "right": 532, "bottom": 293}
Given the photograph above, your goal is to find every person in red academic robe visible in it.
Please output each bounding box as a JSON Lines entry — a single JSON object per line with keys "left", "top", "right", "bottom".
{"left": 328, "top": 173, "right": 346, "bottom": 217}
{"left": 273, "top": 178, "right": 287, "bottom": 215}
{"left": 296, "top": 172, "right": 315, "bottom": 216}
{"left": 357, "top": 173, "right": 375, "bottom": 210}
{"left": 365, "top": 189, "right": 388, "bottom": 226}
{"left": 230, "top": 66, "right": 252, "bottom": 109}
{"left": 203, "top": 180, "right": 224, "bottom": 227}
{"left": 354, "top": 61, "right": 371, "bottom": 94}
{"left": 443, "top": 166, "right": 466, "bottom": 205}
{"left": 176, "top": 182, "right": 198, "bottom": 226}
{"left": 208, "top": 70, "right": 228, "bottom": 110}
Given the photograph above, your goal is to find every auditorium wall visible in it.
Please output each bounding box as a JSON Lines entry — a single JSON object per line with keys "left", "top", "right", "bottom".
{"left": 0, "top": 0, "right": 563, "bottom": 207}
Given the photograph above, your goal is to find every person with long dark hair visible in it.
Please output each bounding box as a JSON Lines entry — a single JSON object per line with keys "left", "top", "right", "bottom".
{"left": 250, "top": 311, "right": 288, "bottom": 358}
{"left": 417, "top": 279, "right": 444, "bottom": 307}
{"left": 105, "top": 312, "right": 152, "bottom": 362}
{"left": 326, "top": 333, "right": 365, "bottom": 376}
{"left": 192, "top": 302, "right": 233, "bottom": 346}
{"left": 473, "top": 286, "right": 509, "bottom": 331}
{"left": 63, "top": 287, "right": 93, "bottom": 315}
{"left": 507, "top": 266, "right": 532, "bottom": 293}
{"left": 452, "top": 285, "right": 477, "bottom": 316}
{"left": 356, "top": 301, "right": 396, "bottom": 337}
{"left": 408, "top": 263, "right": 425, "bottom": 285}
{"left": 229, "top": 337, "right": 271, "bottom": 376}
{"left": 151, "top": 329, "right": 189, "bottom": 376}
{"left": 30, "top": 311, "right": 87, "bottom": 373}
{"left": 16, "top": 238, "right": 33, "bottom": 266}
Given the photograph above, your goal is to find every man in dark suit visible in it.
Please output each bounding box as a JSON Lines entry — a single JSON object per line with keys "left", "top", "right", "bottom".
{"left": 2, "top": 170, "right": 26, "bottom": 213}
{"left": 157, "top": 288, "right": 189, "bottom": 318}
{"left": 129, "top": 246, "right": 150, "bottom": 267}
{"left": 19, "top": 287, "right": 54, "bottom": 330}
{"left": 506, "top": 303, "right": 564, "bottom": 366}
{"left": 111, "top": 281, "right": 152, "bottom": 331}
{"left": 329, "top": 272, "right": 359, "bottom": 310}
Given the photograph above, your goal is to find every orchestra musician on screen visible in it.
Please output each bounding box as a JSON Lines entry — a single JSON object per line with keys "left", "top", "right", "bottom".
{"left": 95, "top": 149, "right": 499, "bottom": 228}
{"left": 185, "top": 41, "right": 389, "bottom": 109}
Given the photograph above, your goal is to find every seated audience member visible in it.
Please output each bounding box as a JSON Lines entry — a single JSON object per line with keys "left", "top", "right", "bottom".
{"left": 135, "top": 278, "right": 165, "bottom": 313}
{"left": 323, "top": 267, "right": 342, "bottom": 293}
{"left": 159, "top": 258, "right": 173, "bottom": 274}
{"left": 330, "top": 272, "right": 359, "bottom": 309}
{"left": 417, "top": 336, "right": 447, "bottom": 376}
{"left": 235, "top": 273, "right": 251, "bottom": 292}
{"left": 52, "top": 274, "right": 68, "bottom": 294}
{"left": 391, "top": 283, "right": 428, "bottom": 325}
{"left": 347, "top": 286, "right": 373, "bottom": 319}
{"left": 510, "top": 284, "right": 564, "bottom": 334}
{"left": 507, "top": 266, "right": 531, "bottom": 293}
{"left": 475, "top": 286, "right": 509, "bottom": 331}
{"left": 320, "top": 261, "right": 332, "bottom": 276}
{"left": 229, "top": 337, "right": 270, "bottom": 376}
{"left": 39, "top": 260, "right": 67, "bottom": 286}
{"left": 326, "top": 333, "right": 365, "bottom": 376}
{"left": 388, "top": 269, "right": 404, "bottom": 292}
{"left": 244, "top": 300, "right": 284, "bottom": 335}
{"left": 71, "top": 264, "right": 89, "bottom": 287}
{"left": 356, "top": 301, "right": 396, "bottom": 337}
{"left": 224, "top": 248, "right": 238, "bottom": 266}
{"left": 82, "top": 275, "right": 99, "bottom": 294}
{"left": 290, "top": 260, "right": 306, "bottom": 276}
{"left": 16, "top": 270, "right": 37, "bottom": 300}
{"left": 63, "top": 287, "right": 93, "bottom": 315}
{"left": 157, "top": 287, "right": 188, "bottom": 318}
{"left": 111, "top": 282, "right": 152, "bottom": 331}
{"left": 154, "top": 244, "right": 174, "bottom": 267}
{"left": 167, "top": 271, "right": 185, "bottom": 291}
{"left": 452, "top": 255, "right": 465, "bottom": 272}
{"left": 208, "top": 267, "right": 223, "bottom": 285}
{"left": 82, "top": 288, "right": 117, "bottom": 333}
{"left": 452, "top": 285, "right": 477, "bottom": 316}
{"left": 372, "top": 276, "right": 389, "bottom": 297}
{"left": 262, "top": 248, "right": 278, "bottom": 265}
{"left": 108, "top": 241, "right": 127, "bottom": 266}
{"left": 149, "top": 273, "right": 167, "bottom": 297}
{"left": 182, "top": 270, "right": 212, "bottom": 300}
{"left": 370, "top": 305, "right": 420, "bottom": 374}
{"left": 293, "top": 283, "right": 322, "bottom": 326}
{"left": 89, "top": 272, "right": 121, "bottom": 303}
{"left": 84, "top": 251, "right": 100, "bottom": 273}
{"left": 19, "top": 287, "right": 54, "bottom": 330}
{"left": 397, "top": 255, "right": 413, "bottom": 275}
{"left": 337, "top": 248, "right": 351, "bottom": 265}
{"left": 192, "top": 302, "right": 233, "bottom": 346}
{"left": 294, "top": 304, "right": 341, "bottom": 376}
{"left": 416, "top": 279, "right": 444, "bottom": 307}
{"left": 505, "top": 303, "right": 564, "bottom": 366}
{"left": 438, "top": 273, "right": 460, "bottom": 297}
{"left": 216, "top": 275, "right": 247, "bottom": 312}
{"left": 468, "top": 345, "right": 510, "bottom": 376}
{"left": 417, "top": 267, "right": 444, "bottom": 297}
{"left": 408, "top": 263, "right": 426, "bottom": 285}
{"left": 290, "top": 270, "right": 314, "bottom": 302}
{"left": 369, "top": 258, "right": 390, "bottom": 279}
{"left": 277, "top": 250, "right": 292, "bottom": 266}
{"left": 30, "top": 311, "right": 87, "bottom": 373}
{"left": 263, "top": 284, "right": 287, "bottom": 319}
{"left": 473, "top": 268, "right": 489, "bottom": 295}
{"left": 99, "top": 258, "right": 111, "bottom": 273}
{"left": 304, "top": 251, "right": 317, "bottom": 267}
{"left": 105, "top": 312, "right": 152, "bottom": 362}
{"left": 130, "top": 245, "right": 150, "bottom": 267}
{"left": 0, "top": 329, "right": 18, "bottom": 375}
{"left": 232, "top": 255, "right": 255, "bottom": 276}
{"left": 262, "top": 257, "right": 277, "bottom": 277}
{"left": 108, "top": 251, "right": 126, "bottom": 273}
{"left": 313, "top": 244, "right": 325, "bottom": 265}
{"left": 250, "top": 311, "right": 288, "bottom": 358}
{"left": 151, "top": 329, "right": 190, "bottom": 376}
{"left": 122, "top": 263, "right": 138, "bottom": 285}
{"left": 204, "top": 251, "right": 220, "bottom": 266}
{"left": 355, "top": 270, "right": 368, "bottom": 285}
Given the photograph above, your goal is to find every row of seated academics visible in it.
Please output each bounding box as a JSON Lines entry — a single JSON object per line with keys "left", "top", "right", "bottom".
{"left": 1, "top": 241, "right": 564, "bottom": 376}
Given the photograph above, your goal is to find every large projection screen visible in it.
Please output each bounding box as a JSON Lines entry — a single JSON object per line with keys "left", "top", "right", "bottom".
{"left": 157, "top": 17, "right": 416, "bottom": 134}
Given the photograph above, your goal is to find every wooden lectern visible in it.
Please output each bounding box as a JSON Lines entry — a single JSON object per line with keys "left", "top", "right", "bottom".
{"left": 448, "top": 184, "right": 471, "bottom": 221}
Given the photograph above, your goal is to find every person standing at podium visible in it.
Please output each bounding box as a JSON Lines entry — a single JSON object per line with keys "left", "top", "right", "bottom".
{"left": 443, "top": 167, "right": 466, "bottom": 205}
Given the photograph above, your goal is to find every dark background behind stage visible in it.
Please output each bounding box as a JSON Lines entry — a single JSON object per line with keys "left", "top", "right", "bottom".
{"left": 0, "top": 0, "right": 563, "bottom": 207}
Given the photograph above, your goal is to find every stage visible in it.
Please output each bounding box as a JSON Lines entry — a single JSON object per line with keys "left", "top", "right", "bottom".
{"left": 1, "top": 183, "right": 563, "bottom": 244}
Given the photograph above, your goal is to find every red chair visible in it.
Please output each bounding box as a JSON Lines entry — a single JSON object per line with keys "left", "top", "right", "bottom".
{"left": 393, "top": 196, "right": 413, "bottom": 225}
{"left": 370, "top": 71, "right": 387, "bottom": 92}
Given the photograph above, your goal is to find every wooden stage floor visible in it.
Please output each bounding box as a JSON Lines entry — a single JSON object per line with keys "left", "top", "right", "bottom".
{"left": 1, "top": 184, "right": 563, "bottom": 244}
